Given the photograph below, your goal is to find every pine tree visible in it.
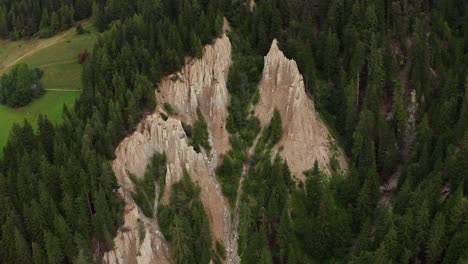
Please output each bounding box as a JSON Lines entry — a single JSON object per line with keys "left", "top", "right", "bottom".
{"left": 44, "top": 231, "right": 64, "bottom": 264}
{"left": 258, "top": 246, "right": 273, "bottom": 264}
{"left": 344, "top": 78, "right": 357, "bottom": 142}
{"left": 171, "top": 216, "right": 192, "bottom": 264}
{"left": 50, "top": 12, "right": 60, "bottom": 34}
{"left": 54, "top": 214, "right": 75, "bottom": 259}
{"left": 456, "top": 74, "right": 468, "bottom": 138}
{"left": 382, "top": 224, "right": 399, "bottom": 261}
{"left": 92, "top": 1, "right": 106, "bottom": 32}
{"left": 271, "top": 8, "right": 282, "bottom": 39}
{"left": 377, "top": 115, "right": 398, "bottom": 177}
{"left": 270, "top": 108, "right": 283, "bottom": 144}
{"left": 32, "top": 242, "right": 47, "bottom": 264}
{"left": 392, "top": 80, "right": 408, "bottom": 141}
{"left": 277, "top": 208, "right": 293, "bottom": 263}
{"left": 0, "top": 6, "right": 8, "bottom": 37}
{"left": 426, "top": 213, "right": 446, "bottom": 263}
{"left": 73, "top": 249, "right": 90, "bottom": 264}
{"left": 190, "top": 32, "right": 203, "bottom": 58}
{"left": 324, "top": 28, "right": 340, "bottom": 80}
{"left": 14, "top": 228, "right": 31, "bottom": 264}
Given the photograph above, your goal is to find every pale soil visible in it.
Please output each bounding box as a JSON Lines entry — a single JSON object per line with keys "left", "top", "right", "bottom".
{"left": 106, "top": 36, "right": 349, "bottom": 264}
{"left": 254, "top": 40, "right": 347, "bottom": 181}
{"left": 106, "top": 34, "right": 237, "bottom": 263}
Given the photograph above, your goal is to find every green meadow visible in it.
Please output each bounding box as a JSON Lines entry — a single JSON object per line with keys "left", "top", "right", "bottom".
{"left": 0, "top": 21, "right": 98, "bottom": 150}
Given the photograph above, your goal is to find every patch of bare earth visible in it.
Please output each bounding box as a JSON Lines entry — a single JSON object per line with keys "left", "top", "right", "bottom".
{"left": 254, "top": 40, "right": 347, "bottom": 180}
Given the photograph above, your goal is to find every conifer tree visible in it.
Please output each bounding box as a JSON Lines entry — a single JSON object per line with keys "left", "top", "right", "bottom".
{"left": 50, "top": 12, "right": 60, "bottom": 33}
{"left": 270, "top": 108, "right": 283, "bottom": 144}
{"left": 32, "top": 242, "right": 47, "bottom": 264}
{"left": 0, "top": 6, "right": 9, "bottom": 37}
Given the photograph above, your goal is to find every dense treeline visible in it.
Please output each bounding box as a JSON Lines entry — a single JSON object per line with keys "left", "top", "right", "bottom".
{"left": 0, "top": 63, "right": 43, "bottom": 107}
{"left": 224, "top": 0, "right": 467, "bottom": 263}
{"left": 0, "top": 114, "right": 124, "bottom": 263}
{"left": 158, "top": 172, "right": 218, "bottom": 264}
{"left": 0, "top": 0, "right": 466, "bottom": 263}
{"left": 0, "top": 0, "right": 228, "bottom": 263}
{"left": 0, "top": 0, "right": 91, "bottom": 39}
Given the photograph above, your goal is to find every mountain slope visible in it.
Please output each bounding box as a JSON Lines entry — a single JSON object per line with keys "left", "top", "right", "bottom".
{"left": 255, "top": 40, "right": 347, "bottom": 179}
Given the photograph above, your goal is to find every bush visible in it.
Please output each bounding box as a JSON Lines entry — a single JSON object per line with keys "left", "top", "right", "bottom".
{"left": 192, "top": 108, "right": 211, "bottom": 153}
{"left": 129, "top": 153, "right": 167, "bottom": 218}
{"left": 163, "top": 102, "right": 175, "bottom": 115}
{"left": 160, "top": 112, "right": 168, "bottom": 121}
{"left": 182, "top": 122, "right": 193, "bottom": 138}
{"left": 77, "top": 49, "right": 90, "bottom": 64}
{"left": 216, "top": 241, "right": 226, "bottom": 259}
{"left": 0, "top": 63, "right": 43, "bottom": 107}
{"left": 76, "top": 23, "right": 85, "bottom": 34}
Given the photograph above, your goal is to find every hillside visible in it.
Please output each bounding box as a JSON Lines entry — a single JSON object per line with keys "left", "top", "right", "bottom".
{"left": 0, "top": 1, "right": 466, "bottom": 264}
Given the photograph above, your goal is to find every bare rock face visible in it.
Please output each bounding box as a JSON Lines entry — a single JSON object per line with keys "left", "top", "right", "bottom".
{"left": 104, "top": 35, "right": 236, "bottom": 263}
{"left": 255, "top": 40, "right": 347, "bottom": 180}
{"left": 158, "top": 34, "right": 232, "bottom": 159}
{"left": 102, "top": 199, "right": 171, "bottom": 264}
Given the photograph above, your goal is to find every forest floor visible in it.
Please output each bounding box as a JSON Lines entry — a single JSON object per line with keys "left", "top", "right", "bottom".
{"left": 0, "top": 21, "right": 98, "bottom": 152}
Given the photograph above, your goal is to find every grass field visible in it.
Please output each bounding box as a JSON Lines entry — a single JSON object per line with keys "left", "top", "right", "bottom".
{"left": 0, "top": 91, "right": 80, "bottom": 150}
{"left": 0, "top": 21, "right": 98, "bottom": 151}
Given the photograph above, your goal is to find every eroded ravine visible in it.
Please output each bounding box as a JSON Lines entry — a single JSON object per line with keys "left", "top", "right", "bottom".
{"left": 230, "top": 39, "right": 348, "bottom": 263}
{"left": 105, "top": 36, "right": 348, "bottom": 264}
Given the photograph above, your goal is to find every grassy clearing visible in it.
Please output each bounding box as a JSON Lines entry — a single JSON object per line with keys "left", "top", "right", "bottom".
{"left": 0, "top": 21, "right": 98, "bottom": 150}
{"left": 0, "top": 90, "right": 80, "bottom": 151}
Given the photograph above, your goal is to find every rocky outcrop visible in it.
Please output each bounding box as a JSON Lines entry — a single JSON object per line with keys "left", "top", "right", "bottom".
{"left": 104, "top": 34, "right": 236, "bottom": 263}
{"left": 102, "top": 198, "right": 171, "bottom": 264}
{"left": 254, "top": 40, "right": 347, "bottom": 180}
{"left": 157, "top": 34, "right": 231, "bottom": 159}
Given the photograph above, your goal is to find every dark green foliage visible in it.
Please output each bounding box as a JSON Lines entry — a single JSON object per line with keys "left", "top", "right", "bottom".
{"left": 1, "top": 0, "right": 467, "bottom": 263}
{"left": 227, "top": 1, "right": 467, "bottom": 263}
{"left": 182, "top": 122, "right": 193, "bottom": 138}
{"left": 192, "top": 108, "right": 211, "bottom": 153}
{"left": 0, "top": 117, "right": 124, "bottom": 263}
{"left": 129, "top": 153, "right": 167, "bottom": 218}
{"left": 0, "top": 64, "right": 43, "bottom": 107}
{"left": 215, "top": 240, "right": 226, "bottom": 260}
{"left": 163, "top": 102, "right": 175, "bottom": 115}
{"left": 269, "top": 108, "right": 282, "bottom": 145}
{"left": 158, "top": 171, "right": 213, "bottom": 264}
{"left": 0, "top": 0, "right": 79, "bottom": 39}
{"left": 0, "top": 1, "right": 226, "bottom": 262}
{"left": 216, "top": 19, "right": 263, "bottom": 208}
{"left": 76, "top": 23, "right": 84, "bottom": 35}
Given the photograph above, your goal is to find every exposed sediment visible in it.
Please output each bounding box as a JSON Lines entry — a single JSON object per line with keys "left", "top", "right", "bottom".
{"left": 104, "top": 34, "right": 237, "bottom": 263}
{"left": 254, "top": 40, "right": 347, "bottom": 180}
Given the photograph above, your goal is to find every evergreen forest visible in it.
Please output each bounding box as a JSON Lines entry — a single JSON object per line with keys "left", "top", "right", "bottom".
{"left": 0, "top": 0, "right": 466, "bottom": 263}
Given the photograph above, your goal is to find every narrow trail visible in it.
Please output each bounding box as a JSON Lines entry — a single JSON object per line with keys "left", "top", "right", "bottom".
{"left": 45, "top": 89, "right": 81, "bottom": 92}
{"left": 229, "top": 136, "right": 259, "bottom": 263}
{"left": 0, "top": 32, "right": 69, "bottom": 74}
{"left": 204, "top": 132, "right": 241, "bottom": 264}
{"left": 39, "top": 59, "right": 76, "bottom": 68}
{"left": 379, "top": 89, "right": 418, "bottom": 206}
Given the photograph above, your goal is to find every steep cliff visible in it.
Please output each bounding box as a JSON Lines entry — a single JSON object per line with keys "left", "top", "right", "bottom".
{"left": 104, "top": 34, "right": 236, "bottom": 263}
{"left": 254, "top": 40, "right": 347, "bottom": 179}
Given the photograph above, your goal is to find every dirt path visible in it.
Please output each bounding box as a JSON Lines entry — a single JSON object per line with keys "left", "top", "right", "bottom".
{"left": 229, "top": 136, "right": 259, "bottom": 263}
{"left": 0, "top": 31, "right": 70, "bottom": 74}
{"left": 45, "top": 88, "right": 81, "bottom": 92}
{"left": 39, "top": 59, "right": 76, "bottom": 68}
